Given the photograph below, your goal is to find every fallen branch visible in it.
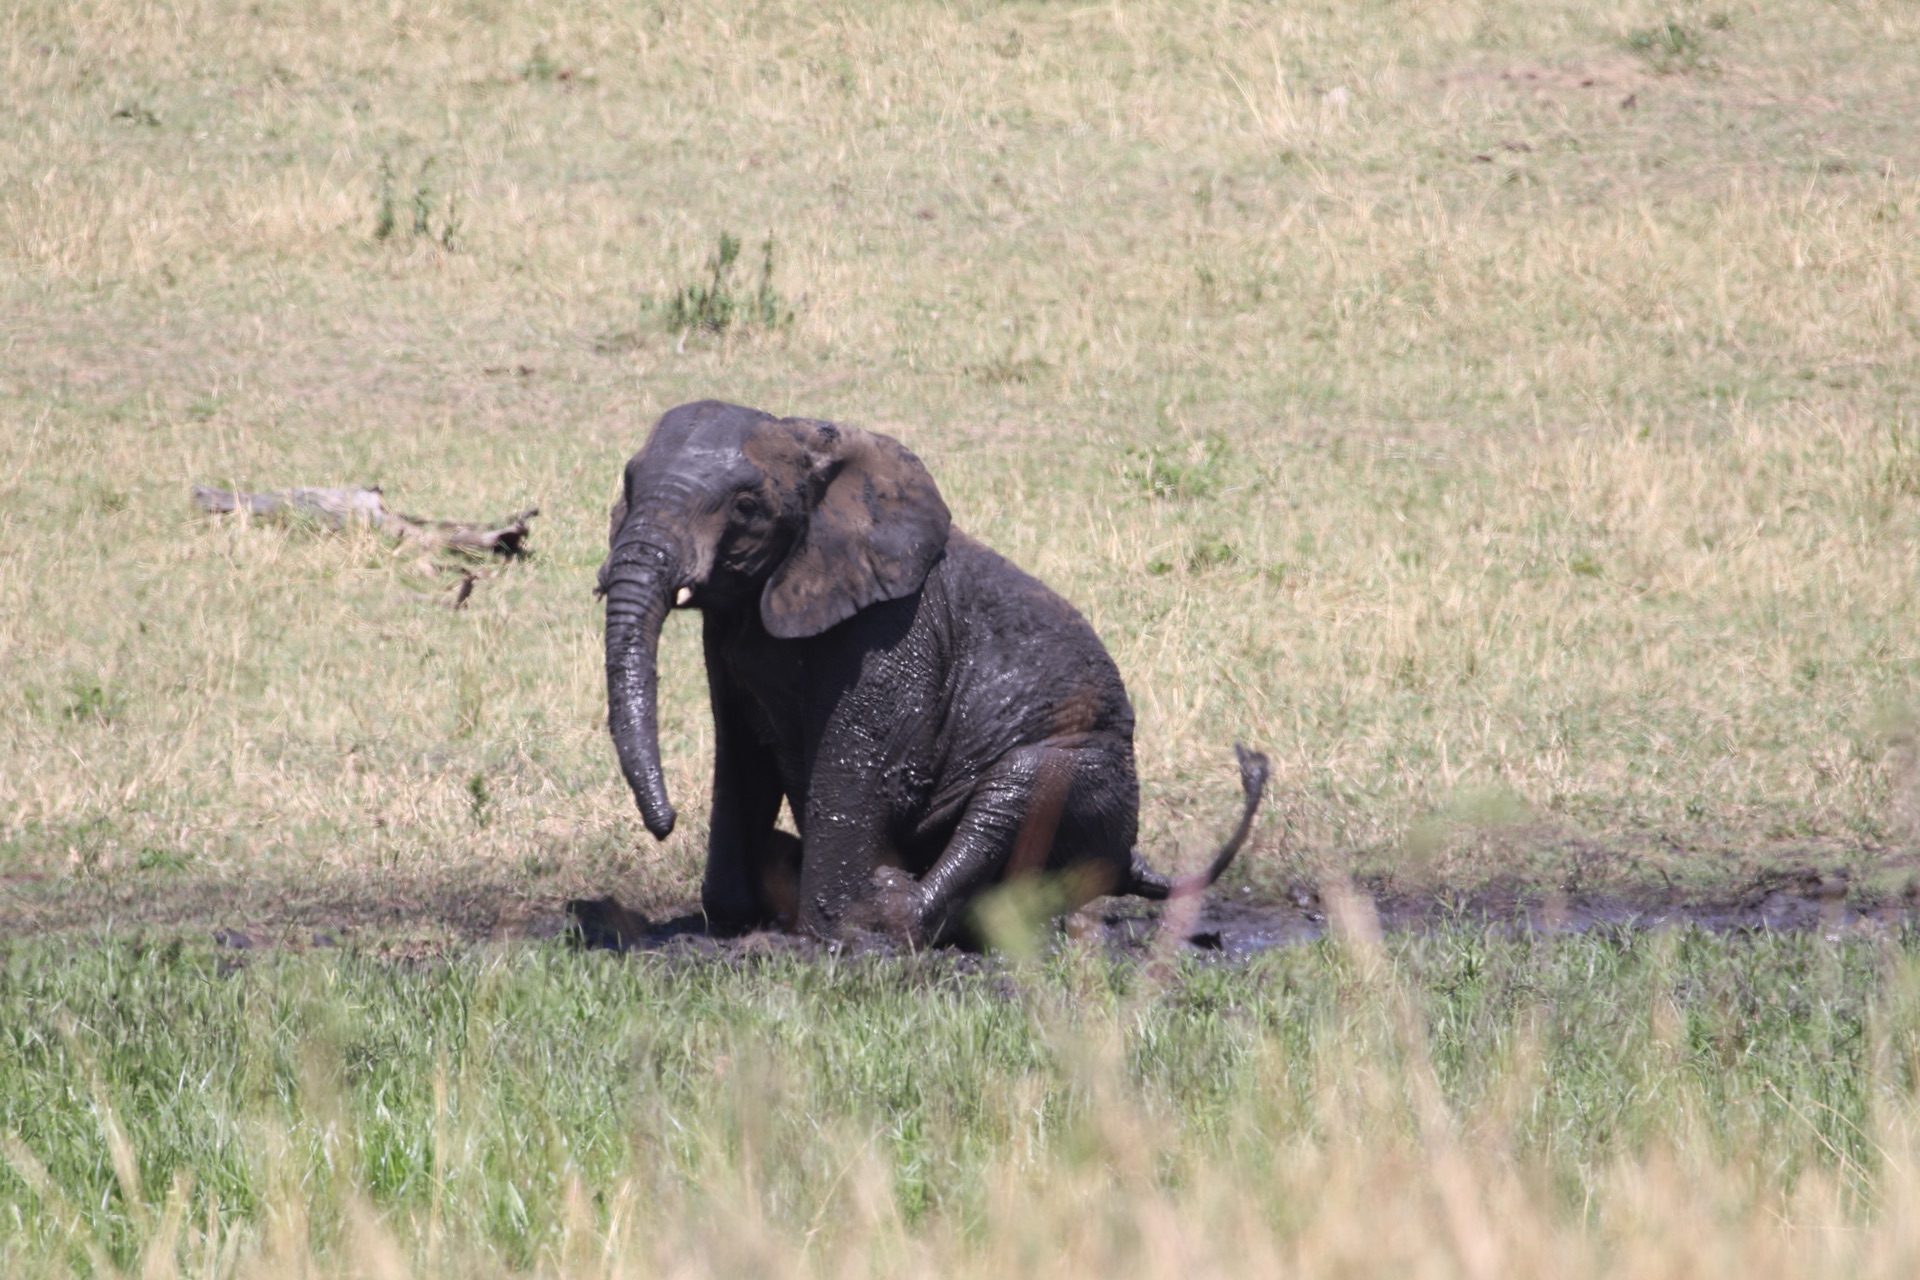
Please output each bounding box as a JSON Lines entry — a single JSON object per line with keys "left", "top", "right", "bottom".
{"left": 191, "top": 485, "right": 537, "bottom": 557}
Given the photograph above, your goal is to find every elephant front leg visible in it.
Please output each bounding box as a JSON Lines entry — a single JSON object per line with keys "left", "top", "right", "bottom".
{"left": 702, "top": 743, "right": 786, "bottom": 934}
{"left": 701, "top": 703, "right": 788, "bottom": 936}
{"left": 908, "top": 745, "right": 1083, "bottom": 945}
{"left": 793, "top": 803, "right": 897, "bottom": 939}
{"left": 807, "top": 745, "right": 1079, "bottom": 946}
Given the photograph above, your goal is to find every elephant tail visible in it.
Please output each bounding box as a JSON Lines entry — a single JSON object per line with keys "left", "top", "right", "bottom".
{"left": 1123, "top": 745, "right": 1270, "bottom": 902}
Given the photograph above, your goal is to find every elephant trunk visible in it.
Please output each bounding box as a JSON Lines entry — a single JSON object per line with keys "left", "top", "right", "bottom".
{"left": 603, "top": 538, "right": 682, "bottom": 840}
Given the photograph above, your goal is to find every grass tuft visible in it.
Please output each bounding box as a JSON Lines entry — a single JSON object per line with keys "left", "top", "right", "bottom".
{"left": 1626, "top": 13, "right": 1724, "bottom": 74}
{"left": 655, "top": 233, "right": 794, "bottom": 338}
{"left": 60, "top": 677, "right": 121, "bottom": 725}
{"left": 1120, "top": 435, "right": 1232, "bottom": 501}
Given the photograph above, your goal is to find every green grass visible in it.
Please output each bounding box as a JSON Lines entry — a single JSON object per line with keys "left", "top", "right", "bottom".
{"left": 2, "top": 926, "right": 1913, "bottom": 1274}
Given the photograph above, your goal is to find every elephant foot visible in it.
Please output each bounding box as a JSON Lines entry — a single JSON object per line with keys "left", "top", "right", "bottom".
{"left": 869, "top": 866, "right": 929, "bottom": 948}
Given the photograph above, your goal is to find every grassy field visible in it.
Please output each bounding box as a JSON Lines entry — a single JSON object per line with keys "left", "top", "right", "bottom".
{"left": 6, "top": 918, "right": 1920, "bottom": 1277}
{"left": 3, "top": 0, "right": 1918, "bottom": 927}
{"left": 4, "top": 1, "right": 1920, "bottom": 1272}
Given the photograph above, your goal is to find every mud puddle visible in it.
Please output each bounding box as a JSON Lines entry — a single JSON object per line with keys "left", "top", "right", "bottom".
{"left": 15, "top": 867, "right": 1910, "bottom": 964}
{"left": 563, "top": 868, "right": 1920, "bottom": 964}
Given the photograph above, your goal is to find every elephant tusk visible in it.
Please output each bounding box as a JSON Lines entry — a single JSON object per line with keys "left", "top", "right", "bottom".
{"left": 675, "top": 586, "right": 693, "bottom": 607}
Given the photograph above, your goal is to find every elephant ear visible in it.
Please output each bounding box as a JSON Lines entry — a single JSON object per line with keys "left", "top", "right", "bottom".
{"left": 761, "top": 422, "right": 950, "bottom": 639}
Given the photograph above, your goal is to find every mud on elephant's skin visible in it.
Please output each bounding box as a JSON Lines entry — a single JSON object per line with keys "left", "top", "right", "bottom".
{"left": 598, "top": 400, "right": 1268, "bottom": 945}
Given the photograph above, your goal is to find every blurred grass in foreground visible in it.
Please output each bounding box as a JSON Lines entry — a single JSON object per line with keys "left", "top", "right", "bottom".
{"left": 6, "top": 910, "right": 1920, "bottom": 1277}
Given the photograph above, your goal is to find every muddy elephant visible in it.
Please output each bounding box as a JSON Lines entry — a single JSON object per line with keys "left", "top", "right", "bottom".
{"left": 598, "top": 400, "right": 1267, "bottom": 944}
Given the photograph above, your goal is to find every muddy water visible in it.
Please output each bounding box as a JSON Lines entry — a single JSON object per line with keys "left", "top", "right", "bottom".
{"left": 566, "top": 872, "right": 1916, "bottom": 963}
{"left": 16, "top": 868, "right": 1897, "bottom": 960}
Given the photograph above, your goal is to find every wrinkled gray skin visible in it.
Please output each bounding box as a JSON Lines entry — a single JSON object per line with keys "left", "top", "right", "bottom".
{"left": 600, "top": 401, "right": 1267, "bottom": 945}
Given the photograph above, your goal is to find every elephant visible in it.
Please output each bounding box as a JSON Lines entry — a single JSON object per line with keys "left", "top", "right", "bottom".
{"left": 598, "top": 399, "right": 1268, "bottom": 945}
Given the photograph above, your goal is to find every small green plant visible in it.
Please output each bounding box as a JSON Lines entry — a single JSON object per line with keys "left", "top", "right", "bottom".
{"left": 1627, "top": 14, "right": 1722, "bottom": 74}
{"left": 135, "top": 846, "right": 191, "bottom": 872}
{"left": 411, "top": 156, "right": 435, "bottom": 236}
{"left": 63, "top": 675, "right": 122, "bottom": 723}
{"left": 466, "top": 773, "right": 492, "bottom": 827}
{"left": 1121, "top": 434, "right": 1231, "bottom": 500}
{"left": 373, "top": 155, "right": 396, "bottom": 240}
{"left": 522, "top": 43, "right": 560, "bottom": 82}
{"left": 110, "top": 102, "right": 160, "bottom": 127}
{"left": 656, "top": 233, "right": 793, "bottom": 337}
{"left": 1188, "top": 534, "right": 1238, "bottom": 572}
{"left": 373, "top": 153, "right": 459, "bottom": 248}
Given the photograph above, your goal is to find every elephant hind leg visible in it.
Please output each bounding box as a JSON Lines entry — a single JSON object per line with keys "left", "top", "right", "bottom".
{"left": 894, "top": 740, "right": 1136, "bottom": 946}
{"left": 759, "top": 828, "right": 804, "bottom": 929}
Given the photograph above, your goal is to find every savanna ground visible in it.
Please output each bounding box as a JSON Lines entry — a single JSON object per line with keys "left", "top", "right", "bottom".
{"left": 4, "top": 0, "right": 1920, "bottom": 1274}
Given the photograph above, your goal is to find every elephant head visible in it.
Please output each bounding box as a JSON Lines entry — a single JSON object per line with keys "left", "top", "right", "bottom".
{"left": 598, "top": 401, "right": 951, "bottom": 839}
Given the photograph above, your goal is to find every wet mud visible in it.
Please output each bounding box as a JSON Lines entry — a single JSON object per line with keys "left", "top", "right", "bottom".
{"left": 10, "top": 866, "right": 1913, "bottom": 963}
{"left": 564, "top": 867, "right": 1920, "bottom": 964}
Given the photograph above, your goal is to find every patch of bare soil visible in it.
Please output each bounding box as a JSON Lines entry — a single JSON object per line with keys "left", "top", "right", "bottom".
{"left": 1437, "top": 57, "right": 1648, "bottom": 100}
{"left": 0, "top": 866, "right": 567, "bottom": 955}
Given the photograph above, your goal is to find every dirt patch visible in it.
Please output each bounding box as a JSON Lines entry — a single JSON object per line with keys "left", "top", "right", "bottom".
{"left": 0, "top": 865, "right": 571, "bottom": 953}
{"left": 1437, "top": 58, "right": 1648, "bottom": 100}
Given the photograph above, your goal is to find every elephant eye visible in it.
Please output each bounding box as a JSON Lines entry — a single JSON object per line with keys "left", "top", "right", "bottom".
{"left": 732, "top": 492, "right": 765, "bottom": 518}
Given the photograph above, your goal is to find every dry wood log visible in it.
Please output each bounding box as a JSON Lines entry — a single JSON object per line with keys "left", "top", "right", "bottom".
{"left": 191, "top": 485, "right": 537, "bottom": 557}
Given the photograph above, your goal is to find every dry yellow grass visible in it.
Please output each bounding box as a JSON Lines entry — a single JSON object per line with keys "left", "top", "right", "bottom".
{"left": 2, "top": 0, "right": 1918, "bottom": 926}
